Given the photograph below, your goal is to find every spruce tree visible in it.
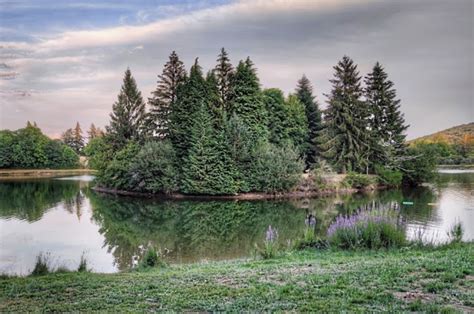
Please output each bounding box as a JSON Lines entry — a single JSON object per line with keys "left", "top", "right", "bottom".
{"left": 169, "top": 58, "right": 210, "bottom": 163}
{"left": 147, "top": 51, "right": 186, "bottom": 138}
{"left": 62, "top": 128, "right": 75, "bottom": 150}
{"left": 205, "top": 70, "right": 223, "bottom": 125}
{"left": 284, "top": 94, "right": 309, "bottom": 155}
{"left": 263, "top": 88, "right": 287, "bottom": 145}
{"left": 365, "top": 62, "right": 408, "bottom": 169}
{"left": 181, "top": 104, "right": 237, "bottom": 195}
{"left": 73, "top": 122, "right": 84, "bottom": 154}
{"left": 295, "top": 75, "right": 322, "bottom": 168}
{"left": 106, "top": 68, "right": 146, "bottom": 150}
{"left": 88, "top": 123, "right": 104, "bottom": 140}
{"left": 214, "top": 47, "right": 234, "bottom": 109}
{"left": 320, "top": 56, "right": 369, "bottom": 173}
{"left": 228, "top": 57, "right": 267, "bottom": 139}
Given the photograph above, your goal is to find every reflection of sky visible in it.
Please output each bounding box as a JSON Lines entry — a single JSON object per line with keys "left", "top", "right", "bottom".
{"left": 0, "top": 198, "right": 116, "bottom": 275}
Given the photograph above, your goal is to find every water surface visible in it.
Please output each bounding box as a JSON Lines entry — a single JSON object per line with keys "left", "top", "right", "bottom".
{"left": 1, "top": 171, "right": 472, "bottom": 275}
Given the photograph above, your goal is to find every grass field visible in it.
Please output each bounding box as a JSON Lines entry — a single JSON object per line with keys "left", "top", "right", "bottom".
{"left": 1, "top": 243, "right": 472, "bottom": 312}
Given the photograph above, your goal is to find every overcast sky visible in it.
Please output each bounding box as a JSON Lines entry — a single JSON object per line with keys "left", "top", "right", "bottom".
{"left": 0, "top": 0, "right": 472, "bottom": 139}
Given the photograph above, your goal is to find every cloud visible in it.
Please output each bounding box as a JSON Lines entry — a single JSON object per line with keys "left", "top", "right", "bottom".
{"left": 0, "top": 0, "right": 472, "bottom": 139}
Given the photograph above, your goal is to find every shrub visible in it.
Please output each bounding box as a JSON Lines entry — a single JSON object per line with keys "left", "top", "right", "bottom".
{"left": 139, "top": 248, "right": 166, "bottom": 269}
{"left": 128, "top": 141, "right": 179, "bottom": 194}
{"left": 97, "top": 142, "right": 139, "bottom": 190}
{"left": 30, "top": 253, "right": 51, "bottom": 276}
{"left": 342, "top": 172, "right": 375, "bottom": 189}
{"left": 447, "top": 222, "right": 463, "bottom": 244}
{"left": 375, "top": 165, "right": 403, "bottom": 187}
{"left": 255, "top": 225, "right": 279, "bottom": 259}
{"left": 327, "top": 208, "right": 406, "bottom": 249}
{"left": 77, "top": 254, "right": 89, "bottom": 272}
{"left": 84, "top": 137, "right": 112, "bottom": 170}
{"left": 402, "top": 143, "right": 438, "bottom": 186}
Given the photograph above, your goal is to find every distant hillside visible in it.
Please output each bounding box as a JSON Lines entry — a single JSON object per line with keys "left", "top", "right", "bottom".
{"left": 410, "top": 122, "right": 474, "bottom": 145}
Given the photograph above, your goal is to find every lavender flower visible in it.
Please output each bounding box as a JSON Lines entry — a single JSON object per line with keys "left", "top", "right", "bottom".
{"left": 265, "top": 225, "right": 278, "bottom": 243}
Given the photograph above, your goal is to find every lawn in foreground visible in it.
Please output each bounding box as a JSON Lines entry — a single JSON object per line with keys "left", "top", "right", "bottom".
{"left": 1, "top": 243, "right": 472, "bottom": 312}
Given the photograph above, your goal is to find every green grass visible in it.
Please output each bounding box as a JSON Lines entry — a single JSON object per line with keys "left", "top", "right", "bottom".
{"left": 1, "top": 243, "right": 472, "bottom": 312}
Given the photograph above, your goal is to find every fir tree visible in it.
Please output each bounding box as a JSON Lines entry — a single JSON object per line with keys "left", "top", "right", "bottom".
{"left": 169, "top": 58, "right": 210, "bottom": 163}
{"left": 284, "top": 94, "right": 309, "bottom": 155}
{"left": 147, "top": 51, "right": 186, "bottom": 138}
{"left": 73, "top": 122, "right": 84, "bottom": 154}
{"left": 263, "top": 88, "right": 287, "bottom": 145}
{"left": 181, "top": 104, "right": 237, "bottom": 195}
{"left": 61, "top": 128, "right": 75, "bottom": 150}
{"left": 365, "top": 62, "right": 408, "bottom": 169}
{"left": 295, "top": 75, "right": 322, "bottom": 168}
{"left": 320, "top": 56, "right": 369, "bottom": 173}
{"left": 214, "top": 47, "right": 234, "bottom": 109}
{"left": 88, "top": 123, "right": 104, "bottom": 140}
{"left": 228, "top": 57, "right": 267, "bottom": 139}
{"left": 205, "top": 70, "right": 223, "bottom": 126}
{"left": 106, "top": 68, "right": 146, "bottom": 150}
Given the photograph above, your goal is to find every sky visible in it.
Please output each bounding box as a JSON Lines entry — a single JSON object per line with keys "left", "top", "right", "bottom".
{"left": 0, "top": 0, "right": 472, "bottom": 139}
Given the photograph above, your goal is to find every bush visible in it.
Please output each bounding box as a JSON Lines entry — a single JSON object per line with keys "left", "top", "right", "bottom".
{"left": 342, "top": 172, "right": 375, "bottom": 189}
{"left": 30, "top": 253, "right": 51, "bottom": 276}
{"left": 97, "top": 142, "right": 140, "bottom": 190}
{"left": 250, "top": 142, "right": 304, "bottom": 193}
{"left": 139, "top": 248, "right": 166, "bottom": 269}
{"left": 327, "top": 208, "right": 406, "bottom": 249}
{"left": 402, "top": 144, "right": 438, "bottom": 186}
{"left": 77, "top": 254, "right": 89, "bottom": 272}
{"left": 375, "top": 165, "right": 402, "bottom": 187}
{"left": 84, "top": 137, "right": 112, "bottom": 170}
{"left": 447, "top": 222, "right": 463, "bottom": 244}
{"left": 128, "top": 141, "right": 179, "bottom": 194}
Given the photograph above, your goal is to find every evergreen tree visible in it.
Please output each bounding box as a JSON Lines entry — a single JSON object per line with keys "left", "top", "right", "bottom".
{"left": 263, "top": 88, "right": 287, "bottom": 145}
{"left": 169, "top": 58, "right": 210, "bottom": 163}
{"left": 365, "top": 62, "right": 408, "bottom": 169}
{"left": 106, "top": 68, "right": 146, "bottom": 150}
{"left": 320, "top": 56, "right": 369, "bottom": 173}
{"left": 284, "top": 94, "right": 309, "bottom": 155}
{"left": 147, "top": 51, "right": 186, "bottom": 138}
{"left": 205, "top": 70, "right": 223, "bottom": 125}
{"left": 88, "top": 123, "right": 104, "bottom": 140}
{"left": 228, "top": 57, "right": 267, "bottom": 139}
{"left": 214, "top": 47, "right": 234, "bottom": 109}
{"left": 73, "top": 122, "right": 84, "bottom": 154}
{"left": 62, "top": 128, "right": 75, "bottom": 149}
{"left": 295, "top": 75, "right": 323, "bottom": 168}
{"left": 181, "top": 104, "right": 237, "bottom": 195}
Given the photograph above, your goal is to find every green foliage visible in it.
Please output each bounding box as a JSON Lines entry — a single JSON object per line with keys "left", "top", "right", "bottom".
{"left": 147, "top": 51, "right": 186, "bottom": 139}
{"left": 106, "top": 68, "right": 146, "bottom": 150}
{"left": 128, "top": 140, "right": 178, "bottom": 194}
{"left": 402, "top": 143, "right": 439, "bottom": 186}
{"left": 97, "top": 142, "right": 140, "bottom": 190}
{"left": 447, "top": 222, "right": 463, "bottom": 244}
{"left": 328, "top": 220, "right": 406, "bottom": 250}
{"left": 83, "top": 137, "right": 111, "bottom": 170}
{"left": 77, "top": 254, "right": 89, "bottom": 272}
{"left": 342, "top": 172, "right": 375, "bottom": 189}
{"left": 0, "top": 123, "right": 79, "bottom": 169}
{"left": 296, "top": 75, "right": 323, "bottom": 168}
{"left": 139, "top": 248, "right": 166, "bottom": 269}
{"left": 214, "top": 47, "right": 234, "bottom": 109}
{"left": 249, "top": 142, "right": 304, "bottom": 193}
{"left": 30, "top": 253, "right": 51, "bottom": 276}
{"left": 375, "top": 165, "right": 402, "bottom": 187}
{"left": 181, "top": 104, "right": 237, "bottom": 195}
{"left": 319, "top": 56, "right": 369, "bottom": 173}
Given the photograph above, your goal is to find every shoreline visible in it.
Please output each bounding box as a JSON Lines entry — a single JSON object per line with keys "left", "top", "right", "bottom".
{"left": 92, "top": 185, "right": 375, "bottom": 201}
{"left": 0, "top": 169, "right": 97, "bottom": 180}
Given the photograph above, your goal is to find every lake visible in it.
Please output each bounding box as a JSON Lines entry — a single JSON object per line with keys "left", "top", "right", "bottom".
{"left": 1, "top": 171, "right": 472, "bottom": 275}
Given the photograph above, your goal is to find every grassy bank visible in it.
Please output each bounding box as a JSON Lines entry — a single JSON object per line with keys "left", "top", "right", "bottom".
{"left": 0, "top": 169, "right": 96, "bottom": 179}
{"left": 1, "top": 243, "right": 472, "bottom": 312}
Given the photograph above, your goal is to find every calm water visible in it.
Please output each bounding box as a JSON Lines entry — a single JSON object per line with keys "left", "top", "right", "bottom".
{"left": 0, "top": 171, "right": 472, "bottom": 275}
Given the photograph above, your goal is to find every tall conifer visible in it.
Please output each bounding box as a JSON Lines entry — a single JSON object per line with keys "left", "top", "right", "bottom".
{"left": 147, "top": 51, "right": 186, "bottom": 138}
{"left": 365, "top": 62, "right": 408, "bottom": 168}
{"left": 214, "top": 48, "right": 234, "bottom": 109}
{"left": 106, "top": 68, "right": 146, "bottom": 150}
{"left": 320, "top": 56, "right": 369, "bottom": 173}
{"left": 295, "top": 75, "right": 322, "bottom": 168}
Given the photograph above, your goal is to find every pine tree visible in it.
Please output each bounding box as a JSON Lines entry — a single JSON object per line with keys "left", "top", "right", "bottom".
{"left": 169, "top": 58, "right": 210, "bottom": 163}
{"left": 284, "top": 94, "right": 308, "bottom": 155}
{"left": 88, "top": 123, "right": 104, "bottom": 140}
{"left": 320, "top": 56, "right": 369, "bottom": 173}
{"left": 61, "top": 128, "right": 75, "bottom": 149}
{"left": 214, "top": 47, "right": 234, "bottom": 109}
{"left": 205, "top": 70, "right": 223, "bottom": 126}
{"left": 106, "top": 68, "right": 146, "bottom": 150}
{"left": 181, "top": 104, "right": 237, "bottom": 195}
{"left": 73, "top": 122, "right": 84, "bottom": 154}
{"left": 295, "top": 75, "right": 323, "bottom": 168}
{"left": 228, "top": 57, "right": 267, "bottom": 139}
{"left": 147, "top": 51, "right": 186, "bottom": 138}
{"left": 263, "top": 88, "right": 287, "bottom": 145}
{"left": 365, "top": 62, "right": 408, "bottom": 169}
